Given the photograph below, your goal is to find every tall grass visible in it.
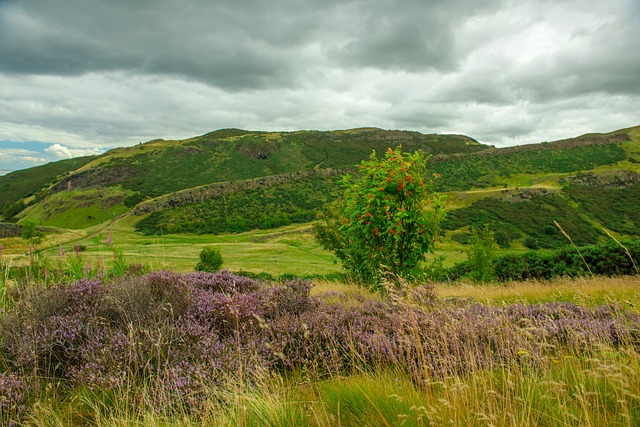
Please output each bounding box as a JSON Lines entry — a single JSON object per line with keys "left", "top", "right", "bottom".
{"left": 1, "top": 272, "right": 639, "bottom": 426}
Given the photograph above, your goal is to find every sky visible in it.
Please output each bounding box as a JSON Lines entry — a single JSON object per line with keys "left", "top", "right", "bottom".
{"left": 1, "top": 0, "right": 639, "bottom": 174}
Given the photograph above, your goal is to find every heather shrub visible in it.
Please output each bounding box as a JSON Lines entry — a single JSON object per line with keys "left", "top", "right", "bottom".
{"left": 1, "top": 269, "right": 639, "bottom": 420}
{"left": 0, "top": 372, "right": 36, "bottom": 426}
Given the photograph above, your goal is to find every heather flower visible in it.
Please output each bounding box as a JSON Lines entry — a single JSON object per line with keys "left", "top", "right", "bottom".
{"left": 0, "top": 372, "right": 35, "bottom": 426}
{"left": 2, "top": 270, "right": 639, "bottom": 417}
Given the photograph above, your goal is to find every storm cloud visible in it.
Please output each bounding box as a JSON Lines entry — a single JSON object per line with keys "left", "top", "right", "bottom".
{"left": 1, "top": 0, "right": 639, "bottom": 171}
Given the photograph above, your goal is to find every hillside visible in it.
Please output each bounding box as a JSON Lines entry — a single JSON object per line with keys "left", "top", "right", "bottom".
{"left": 48, "top": 128, "right": 486, "bottom": 197}
{"left": 0, "top": 156, "right": 96, "bottom": 207}
{"left": 3, "top": 125, "right": 640, "bottom": 252}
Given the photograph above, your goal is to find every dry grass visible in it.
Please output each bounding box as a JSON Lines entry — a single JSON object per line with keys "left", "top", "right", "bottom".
{"left": 438, "top": 275, "right": 640, "bottom": 307}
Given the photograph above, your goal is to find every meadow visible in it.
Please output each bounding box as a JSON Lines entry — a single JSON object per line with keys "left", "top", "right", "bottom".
{"left": 0, "top": 264, "right": 639, "bottom": 426}
{"left": 1, "top": 126, "right": 640, "bottom": 425}
{"left": 1, "top": 210, "right": 640, "bottom": 427}
{"left": 1, "top": 219, "right": 639, "bottom": 426}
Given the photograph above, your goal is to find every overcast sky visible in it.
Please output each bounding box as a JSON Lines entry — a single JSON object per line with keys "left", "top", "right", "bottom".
{"left": 1, "top": 0, "right": 639, "bottom": 173}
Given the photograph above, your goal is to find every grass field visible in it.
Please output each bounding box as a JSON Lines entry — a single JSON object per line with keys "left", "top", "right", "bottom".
{"left": 2, "top": 215, "right": 476, "bottom": 276}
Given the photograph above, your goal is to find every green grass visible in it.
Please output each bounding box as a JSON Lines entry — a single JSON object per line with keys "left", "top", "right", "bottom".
{"left": 430, "top": 143, "right": 628, "bottom": 192}
{"left": 17, "top": 187, "right": 130, "bottom": 229}
{"left": 52, "top": 128, "right": 487, "bottom": 200}
{"left": 0, "top": 155, "right": 96, "bottom": 207}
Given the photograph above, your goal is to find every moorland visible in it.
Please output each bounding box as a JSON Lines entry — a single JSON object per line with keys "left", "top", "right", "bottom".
{"left": 1, "top": 125, "right": 639, "bottom": 425}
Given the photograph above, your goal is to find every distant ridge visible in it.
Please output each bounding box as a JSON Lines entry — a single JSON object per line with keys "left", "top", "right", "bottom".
{"left": 2, "top": 125, "right": 639, "bottom": 247}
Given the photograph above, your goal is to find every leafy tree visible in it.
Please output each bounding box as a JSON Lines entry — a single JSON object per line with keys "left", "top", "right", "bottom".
{"left": 314, "top": 147, "right": 445, "bottom": 289}
{"left": 21, "top": 221, "right": 44, "bottom": 249}
{"left": 2, "top": 200, "right": 25, "bottom": 222}
{"left": 467, "top": 224, "right": 497, "bottom": 283}
{"left": 195, "top": 246, "right": 224, "bottom": 272}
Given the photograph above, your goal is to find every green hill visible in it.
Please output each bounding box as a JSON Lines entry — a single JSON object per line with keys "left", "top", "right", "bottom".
{"left": 49, "top": 128, "right": 486, "bottom": 198}
{"left": 0, "top": 156, "right": 96, "bottom": 209}
{"left": 4, "top": 125, "right": 640, "bottom": 252}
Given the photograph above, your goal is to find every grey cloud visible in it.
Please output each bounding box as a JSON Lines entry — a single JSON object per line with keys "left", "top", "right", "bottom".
{"left": 325, "top": 0, "right": 505, "bottom": 72}
{"left": 0, "top": 0, "right": 510, "bottom": 90}
{"left": 0, "top": 0, "right": 320, "bottom": 90}
{"left": 0, "top": 0, "right": 639, "bottom": 168}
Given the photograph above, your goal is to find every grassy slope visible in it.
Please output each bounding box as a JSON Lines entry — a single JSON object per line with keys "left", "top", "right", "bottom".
{"left": 52, "top": 128, "right": 486, "bottom": 198}
{"left": 5, "top": 125, "right": 640, "bottom": 275}
{"left": 0, "top": 156, "right": 96, "bottom": 206}
{"left": 16, "top": 187, "right": 131, "bottom": 229}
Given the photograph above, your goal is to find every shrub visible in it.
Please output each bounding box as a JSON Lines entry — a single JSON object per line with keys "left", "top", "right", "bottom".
{"left": 467, "top": 225, "right": 496, "bottom": 283}
{"left": 314, "top": 148, "right": 445, "bottom": 289}
{"left": 448, "top": 239, "right": 640, "bottom": 282}
{"left": 195, "top": 246, "right": 223, "bottom": 272}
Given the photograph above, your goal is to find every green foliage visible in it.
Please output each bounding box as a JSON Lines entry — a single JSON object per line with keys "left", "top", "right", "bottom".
{"left": 123, "top": 192, "right": 146, "bottom": 208}
{"left": 566, "top": 184, "right": 640, "bottom": 235}
{"left": 494, "top": 229, "right": 511, "bottom": 248}
{"left": 443, "top": 193, "right": 603, "bottom": 248}
{"left": 430, "top": 143, "right": 627, "bottom": 191}
{"left": 0, "top": 156, "right": 95, "bottom": 206}
{"left": 21, "top": 220, "right": 44, "bottom": 248}
{"left": 314, "top": 148, "right": 445, "bottom": 288}
{"left": 134, "top": 175, "right": 341, "bottom": 235}
{"left": 1, "top": 200, "right": 25, "bottom": 222}
{"left": 53, "top": 129, "right": 486, "bottom": 198}
{"left": 195, "top": 246, "right": 224, "bottom": 272}
{"left": 467, "top": 225, "right": 496, "bottom": 283}
{"left": 449, "top": 239, "right": 640, "bottom": 282}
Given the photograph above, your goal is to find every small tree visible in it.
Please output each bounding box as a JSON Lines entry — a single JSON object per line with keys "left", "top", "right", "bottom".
{"left": 314, "top": 147, "right": 445, "bottom": 290}
{"left": 467, "top": 224, "right": 496, "bottom": 283}
{"left": 195, "top": 246, "right": 223, "bottom": 272}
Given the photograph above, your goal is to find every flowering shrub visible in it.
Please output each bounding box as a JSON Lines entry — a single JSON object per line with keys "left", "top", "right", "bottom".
{"left": 0, "top": 271, "right": 639, "bottom": 421}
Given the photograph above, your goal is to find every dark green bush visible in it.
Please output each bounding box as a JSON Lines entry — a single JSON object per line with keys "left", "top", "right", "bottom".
{"left": 447, "top": 239, "right": 640, "bottom": 282}
{"left": 195, "top": 246, "right": 224, "bottom": 272}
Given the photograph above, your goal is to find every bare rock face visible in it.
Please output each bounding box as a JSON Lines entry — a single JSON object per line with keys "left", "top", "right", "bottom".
{"left": 566, "top": 171, "right": 640, "bottom": 188}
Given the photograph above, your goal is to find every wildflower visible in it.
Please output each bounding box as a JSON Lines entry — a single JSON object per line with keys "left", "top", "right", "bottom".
{"left": 106, "top": 234, "right": 112, "bottom": 245}
{"left": 58, "top": 246, "right": 66, "bottom": 257}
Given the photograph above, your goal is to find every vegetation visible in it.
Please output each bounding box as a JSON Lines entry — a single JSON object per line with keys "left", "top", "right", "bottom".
{"left": 2, "top": 125, "right": 640, "bottom": 425}
{"left": 17, "top": 187, "right": 131, "bottom": 229}
{"left": 430, "top": 140, "right": 628, "bottom": 191}
{"left": 1, "top": 271, "right": 639, "bottom": 425}
{"left": 51, "top": 128, "right": 486, "bottom": 198}
{"left": 443, "top": 191, "right": 604, "bottom": 248}
{"left": 566, "top": 183, "right": 640, "bottom": 234}
{"left": 0, "top": 155, "right": 96, "bottom": 210}
{"left": 134, "top": 175, "right": 342, "bottom": 235}
{"left": 466, "top": 225, "right": 497, "bottom": 283}
{"left": 449, "top": 238, "right": 640, "bottom": 282}
{"left": 195, "top": 246, "right": 224, "bottom": 272}
{"left": 314, "top": 148, "right": 445, "bottom": 287}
